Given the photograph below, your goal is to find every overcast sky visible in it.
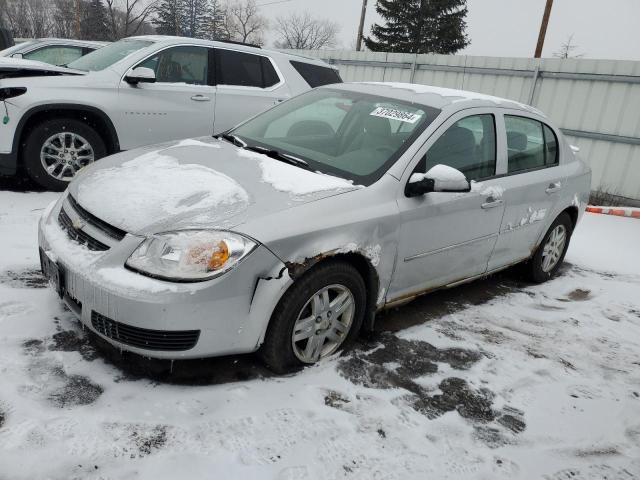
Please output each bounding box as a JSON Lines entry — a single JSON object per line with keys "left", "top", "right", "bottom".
{"left": 257, "top": 0, "right": 640, "bottom": 60}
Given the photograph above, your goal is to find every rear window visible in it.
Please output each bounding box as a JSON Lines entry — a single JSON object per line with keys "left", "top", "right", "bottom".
{"left": 215, "top": 49, "right": 280, "bottom": 88}
{"left": 290, "top": 60, "right": 342, "bottom": 88}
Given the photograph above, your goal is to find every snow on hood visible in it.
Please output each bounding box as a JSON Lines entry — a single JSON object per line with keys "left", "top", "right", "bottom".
{"left": 237, "top": 149, "right": 359, "bottom": 198}
{"left": 71, "top": 137, "right": 360, "bottom": 234}
{"left": 77, "top": 148, "right": 250, "bottom": 232}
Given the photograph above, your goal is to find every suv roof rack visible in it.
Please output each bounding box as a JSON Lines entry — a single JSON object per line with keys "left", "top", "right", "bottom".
{"left": 214, "top": 38, "right": 261, "bottom": 49}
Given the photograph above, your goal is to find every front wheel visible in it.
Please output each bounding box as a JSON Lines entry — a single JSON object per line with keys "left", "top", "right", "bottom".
{"left": 526, "top": 212, "right": 573, "bottom": 283}
{"left": 260, "top": 261, "right": 367, "bottom": 373}
{"left": 22, "top": 118, "right": 107, "bottom": 191}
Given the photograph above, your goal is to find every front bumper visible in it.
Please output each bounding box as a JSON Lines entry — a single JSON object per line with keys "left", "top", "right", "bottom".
{"left": 38, "top": 195, "right": 292, "bottom": 359}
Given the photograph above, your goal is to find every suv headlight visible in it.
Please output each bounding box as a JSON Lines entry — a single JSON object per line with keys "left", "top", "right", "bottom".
{"left": 126, "top": 230, "right": 257, "bottom": 282}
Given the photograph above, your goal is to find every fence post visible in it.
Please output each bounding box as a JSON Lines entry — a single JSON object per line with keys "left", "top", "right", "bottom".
{"left": 528, "top": 65, "right": 540, "bottom": 106}
{"left": 410, "top": 54, "right": 418, "bottom": 83}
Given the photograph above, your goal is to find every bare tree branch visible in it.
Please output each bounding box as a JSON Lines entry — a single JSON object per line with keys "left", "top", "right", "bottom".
{"left": 274, "top": 11, "right": 339, "bottom": 50}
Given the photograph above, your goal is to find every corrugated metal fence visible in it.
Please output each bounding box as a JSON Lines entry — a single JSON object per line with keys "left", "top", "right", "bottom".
{"left": 291, "top": 50, "right": 640, "bottom": 203}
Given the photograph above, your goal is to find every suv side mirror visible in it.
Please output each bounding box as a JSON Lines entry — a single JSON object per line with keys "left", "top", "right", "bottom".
{"left": 405, "top": 164, "right": 471, "bottom": 197}
{"left": 11, "top": 53, "right": 23, "bottom": 59}
{"left": 125, "top": 67, "right": 156, "bottom": 85}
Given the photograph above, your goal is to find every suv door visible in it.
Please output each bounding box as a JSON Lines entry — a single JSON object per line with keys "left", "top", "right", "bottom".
{"left": 488, "top": 113, "right": 569, "bottom": 270}
{"left": 388, "top": 110, "right": 507, "bottom": 302}
{"left": 116, "top": 45, "right": 215, "bottom": 149}
{"left": 212, "top": 48, "right": 289, "bottom": 133}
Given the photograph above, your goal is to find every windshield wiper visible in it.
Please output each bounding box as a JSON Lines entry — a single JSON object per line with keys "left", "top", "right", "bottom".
{"left": 218, "top": 133, "right": 247, "bottom": 148}
{"left": 245, "top": 145, "right": 311, "bottom": 171}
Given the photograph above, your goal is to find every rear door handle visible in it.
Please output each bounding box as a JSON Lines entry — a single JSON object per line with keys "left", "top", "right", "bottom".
{"left": 481, "top": 198, "right": 503, "bottom": 209}
{"left": 545, "top": 182, "right": 562, "bottom": 194}
{"left": 191, "top": 95, "right": 210, "bottom": 102}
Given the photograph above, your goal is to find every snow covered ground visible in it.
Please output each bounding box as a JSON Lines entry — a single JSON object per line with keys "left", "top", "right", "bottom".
{"left": 0, "top": 184, "right": 639, "bottom": 480}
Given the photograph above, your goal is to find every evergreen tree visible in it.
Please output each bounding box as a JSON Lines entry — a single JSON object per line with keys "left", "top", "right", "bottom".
{"left": 365, "top": 0, "right": 470, "bottom": 54}
{"left": 182, "top": 0, "right": 214, "bottom": 38}
{"left": 82, "top": 0, "right": 110, "bottom": 40}
{"left": 153, "top": 0, "right": 183, "bottom": 36}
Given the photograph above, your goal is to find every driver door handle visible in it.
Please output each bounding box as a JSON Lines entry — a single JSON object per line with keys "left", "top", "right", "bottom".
{"left": 191, "top": 94, "right": 210, "bottom": 102}
{"left": 481, "top": 198, "right": 503, "bottom": 209}
{"left": 545, "top": 182, "right": 562, "bottom": 194}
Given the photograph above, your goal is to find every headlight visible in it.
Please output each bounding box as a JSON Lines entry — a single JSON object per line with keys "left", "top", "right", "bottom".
{"left": 126, "top": 230, "right": 257, "bottom": 282}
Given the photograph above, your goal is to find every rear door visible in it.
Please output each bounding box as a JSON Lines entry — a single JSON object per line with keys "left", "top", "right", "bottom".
{"left": 488, "top": 112, "right": 570, "bottom": 270}
{"left": 212, "top": 48, "right": 289, "bottom": 133}
{"left": 116, "top": 45, "right": 216, "bottom": 149}
{"left": 388, "top": 109, "right": 506, "bottom": 302}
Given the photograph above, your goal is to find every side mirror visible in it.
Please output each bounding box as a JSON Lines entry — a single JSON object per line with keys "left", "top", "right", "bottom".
{"left": 405, "top": 164, "right": 471, "bottom": 197}
{"left": 124, "top": 67, "right": 156, "bottom": 85}
{"left": 11, "top": 53, "right": 23, "bottom": 59}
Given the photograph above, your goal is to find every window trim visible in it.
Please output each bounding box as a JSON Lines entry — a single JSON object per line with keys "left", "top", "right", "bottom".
{"left": 212, "top": 46, "right": 284, "bottom": 91}
{"left": 504, "top": 114, "right": 559, "bottom": 175}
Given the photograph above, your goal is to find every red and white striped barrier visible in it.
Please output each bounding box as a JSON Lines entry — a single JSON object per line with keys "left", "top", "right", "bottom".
{"left": 586, "top": 206, "right": 640, "bottom": 219}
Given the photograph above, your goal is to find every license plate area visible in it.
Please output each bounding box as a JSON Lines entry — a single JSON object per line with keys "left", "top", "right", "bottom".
{"left": 39, "top": 248, "right": 66, "bottom": 298}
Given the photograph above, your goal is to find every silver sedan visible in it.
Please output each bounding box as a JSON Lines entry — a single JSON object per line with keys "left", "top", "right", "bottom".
{"left": 38, "top": 82, "right": 591, "bottom": 372}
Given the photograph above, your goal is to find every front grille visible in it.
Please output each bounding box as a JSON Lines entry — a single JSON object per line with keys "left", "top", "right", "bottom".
{"left": 91, "top": 311, "right": 200, "bottom": 352}
{"left": 58, "top": 208, "right": 110, "bottom": 251}
{"left": 67, "top": 195, "right": 127, "bottom": 241}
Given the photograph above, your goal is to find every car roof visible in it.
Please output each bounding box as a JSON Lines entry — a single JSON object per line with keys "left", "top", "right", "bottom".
{"left": 126, "top": 35, "right": 336, "bottom": 69}
{"left": 24, "top": 38, "right": 109, "bottom": 48}
{"left": 327, "top": 81, "right": 545, "bottom": 116}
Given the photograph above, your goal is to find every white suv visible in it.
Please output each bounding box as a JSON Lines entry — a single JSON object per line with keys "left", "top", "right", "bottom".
{"left": 0, "top": 35, "right": 342, "bottom": 190}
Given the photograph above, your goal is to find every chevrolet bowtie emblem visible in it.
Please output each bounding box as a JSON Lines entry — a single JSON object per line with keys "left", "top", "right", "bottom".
{"left": 72, "top": 219, "right": 86, "bottom": 230}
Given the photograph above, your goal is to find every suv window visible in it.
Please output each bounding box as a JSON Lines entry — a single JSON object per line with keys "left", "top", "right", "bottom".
{"left": 290, "top": 60, "right": 342, "bottom": 88}
{"left": 215, "top": 49, "right": 280, "bottom": 88}
{"left": 506, "top": 116, "right": 558, "bottom": 173}
{"left": 419, "top": 114, "right": 496, "bottom": 181}
{"left": 138, "top": 46, "right": 209, "bottom": 85}
{"left": 23, "top": 46, "right": 84, "bottom": 65}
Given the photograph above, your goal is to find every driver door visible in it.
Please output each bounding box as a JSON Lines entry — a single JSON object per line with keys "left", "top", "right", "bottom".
{"left": 388, "top": 110, "right": 507, "bottom": 302}
{"left": 116, "top": 45, "right": 216, "bottom": 150}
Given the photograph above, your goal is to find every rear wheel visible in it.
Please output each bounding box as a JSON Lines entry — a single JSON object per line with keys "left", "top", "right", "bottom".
{"left": 260, "top": 261, "right": 366, "bottom": 373}
{"left": 22, "top": 118, "right": 106, "bottom": 191}
{"left": 526, "top": 212, "right": 573, "bottom": 283}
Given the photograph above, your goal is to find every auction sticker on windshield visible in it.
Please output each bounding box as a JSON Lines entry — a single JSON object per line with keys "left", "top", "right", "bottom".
{"left": 370, "top": 106, "right": 422, "bottom": 124}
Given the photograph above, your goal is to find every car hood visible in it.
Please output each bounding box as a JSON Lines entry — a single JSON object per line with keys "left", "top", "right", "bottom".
{"left": 68, "top": 137, "right": 361, "bottom": 236}
{"left": 0, "top": 57, "right": 85, "bottom": 79}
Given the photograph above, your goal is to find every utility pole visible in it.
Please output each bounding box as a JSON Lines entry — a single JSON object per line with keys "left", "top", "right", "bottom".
{"left": 534, "top": 0, "right": 554, "bottom": 58}
{"left": 356, "top": 0, "right": 368, "bottom": 51}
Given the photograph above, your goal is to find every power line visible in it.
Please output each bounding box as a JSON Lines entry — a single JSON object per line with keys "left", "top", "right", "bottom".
{"left": 256, "top": 0, "right": 296, "bottom": 6}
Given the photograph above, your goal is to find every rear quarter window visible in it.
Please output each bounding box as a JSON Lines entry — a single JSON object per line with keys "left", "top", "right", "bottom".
{"left": 290, "top": 60, "right": 342, "bottom": 88}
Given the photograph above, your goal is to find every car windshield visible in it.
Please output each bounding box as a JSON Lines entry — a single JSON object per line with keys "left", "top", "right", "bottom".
{"left": 231, "top": 88, "right": 440, "bottom": 186}
{"left": 67, "top": 39, "right": 153, "bottom": 71}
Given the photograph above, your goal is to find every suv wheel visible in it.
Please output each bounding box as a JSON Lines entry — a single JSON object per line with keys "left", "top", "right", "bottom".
{"left": 22, "top": 118, "right": 107, "bottom": 191}
{"left": 260, "top": 261, "right": 366, "bottom": 373}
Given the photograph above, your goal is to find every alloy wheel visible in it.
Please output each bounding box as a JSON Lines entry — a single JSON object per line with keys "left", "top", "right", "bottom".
{"left": 40, "top": 132, "right": 95, "bottom": 182}
{"left": 541, "top": 224, "right": 567, "bottom": 272}
{"left": 291, "top": 284, "right": 355, "bottom": 363}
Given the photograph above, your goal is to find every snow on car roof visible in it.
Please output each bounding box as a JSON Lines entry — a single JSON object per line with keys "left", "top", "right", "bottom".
{"left": 334, "top": 81, "right": 544, "bottom": 115}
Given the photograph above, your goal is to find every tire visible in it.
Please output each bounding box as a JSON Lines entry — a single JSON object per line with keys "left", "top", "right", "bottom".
{"left": 526, "top": 212, "right": 573, "bottom": 283}
{"left": 22, "top": 118, "right": 107, "bottom": 191}
{"left": 260, "top": 261, "right": 367, "bottom": 374}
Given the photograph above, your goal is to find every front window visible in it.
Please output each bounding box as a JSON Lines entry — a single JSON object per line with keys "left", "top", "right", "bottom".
{"left": 231, "top": 88, "right": 440, "bottom": 185}
{"left": 138, "top": 46, "right": 209, "bottom": 85}
{"left": 67, "top": 39, "right": 153, "bottom": 72}
{"left": 417, "top": 114, "right": 496, "bottom": 181}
